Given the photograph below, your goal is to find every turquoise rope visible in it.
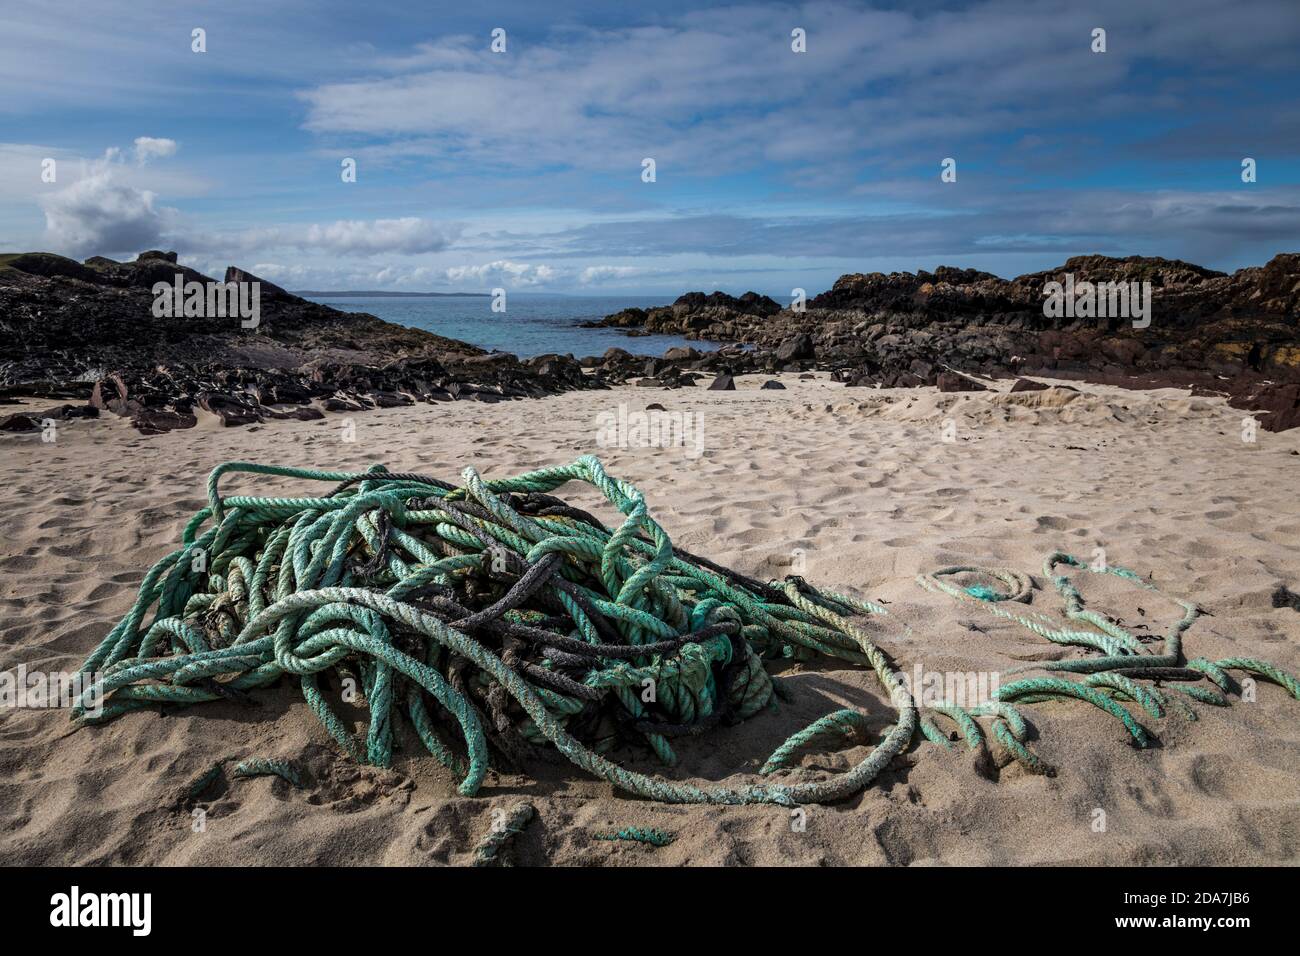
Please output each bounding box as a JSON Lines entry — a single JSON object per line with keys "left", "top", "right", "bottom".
{"left": 917, "top": 555, "right": 1299, "bottom": 768}
{"left": 74, "top": 456, "right": 919, "bottom": 806}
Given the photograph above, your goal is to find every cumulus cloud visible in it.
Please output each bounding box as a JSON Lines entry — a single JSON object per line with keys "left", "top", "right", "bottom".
{"left": 27, "top": 140, "right": 466, "bottom": 265}
{"left": 38, "top": 147, "right": 177, "bottom": 257}
{"left": 444, "top": 260, "right": 557, "bottom": 287}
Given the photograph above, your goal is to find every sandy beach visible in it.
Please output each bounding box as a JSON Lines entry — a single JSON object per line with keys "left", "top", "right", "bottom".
{"left": 1, "top": 373, "right": 1297, "bottom": 866}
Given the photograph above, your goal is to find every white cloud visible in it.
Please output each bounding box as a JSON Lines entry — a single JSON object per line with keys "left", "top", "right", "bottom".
{"left": 29, "top": 161, "right": 460, "bottom": 262}
{"left": 248, "top": 262, "right": 311, "bottom": 282}
{"left": 38, "top": 148, "right": 177, "bottom": 257}
{"left": 579, "top": 265, "right": 645, "bottom": 285}
{"left": 297, "top": 1, "right": 1300, "bottom": 177}
{"left": 221, "top": 218, "right": 461, "bottom": 257}
{"left": 300, "top": 218, "right": 456, "bottom": 256}
{"left": 132, "top": 137, "right": 177, "bottom": 164}
{"left": 188, "top": 261, "right": 480, "bottom": 292}
{"left": 444, "top": 260, "right": 557, "bottom": 287}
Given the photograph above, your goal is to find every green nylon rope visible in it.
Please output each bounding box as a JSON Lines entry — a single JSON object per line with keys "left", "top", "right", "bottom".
{"left": 594, "top": 827, "right": 675, "bottom": 847}
{"left": 233, "top": 757, "right": 303, "bottom": 788}
{"left": 73, "top": 456, "right": 918, "bottom": 806}
{"left": 916, "top": 555, "right": 1300, "bottom": 768}
{"left": 472, "top": 802, "right": 536, "bottom": 866}
{"left": 760, "top": 708, "right": 871, "bottom": 773}
{"left": 75, "top": 458, "right": 1292, "bottom": 807}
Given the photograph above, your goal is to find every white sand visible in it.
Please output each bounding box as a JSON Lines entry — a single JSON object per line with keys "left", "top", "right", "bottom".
{"left": 2, "top": 375, "right": 1298, "bottom": 865}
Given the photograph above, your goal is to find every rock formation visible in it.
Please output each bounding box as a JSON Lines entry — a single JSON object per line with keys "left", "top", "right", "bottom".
{"left": 0, "top": 251, "right": 602, "bottom": 432}
{"left": 588, "top": 254, "right": 1300, "bottom": 430}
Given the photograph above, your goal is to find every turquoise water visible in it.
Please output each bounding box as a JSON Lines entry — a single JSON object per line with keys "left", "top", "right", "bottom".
{"left": 303, "top": 293, "right": 714, "bottom": 359}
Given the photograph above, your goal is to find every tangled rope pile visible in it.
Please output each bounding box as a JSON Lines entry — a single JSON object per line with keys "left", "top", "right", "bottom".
{"left": 73, "top": 456, "right": 917, "bottom": 806}
{"left": 916, "top": 553, "right": 1300, "bottom": 770}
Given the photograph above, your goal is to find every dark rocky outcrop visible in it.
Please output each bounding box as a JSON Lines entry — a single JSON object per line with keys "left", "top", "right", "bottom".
{"left": 6, "top": 249, "right": 1299, "bottom": 435}
{"left": 591, "top": 290, "right": 782, "bottom": 338}
{"left": 588, "top": 253, "right": 1300, "bottom": 429}
{"left": 0, "top": 251, "right": 615, "bottom": 433}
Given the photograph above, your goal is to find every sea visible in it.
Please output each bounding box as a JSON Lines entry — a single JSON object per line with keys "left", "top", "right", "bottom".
{"left": 301, "top": 293, "right": 716, "bottom": 359}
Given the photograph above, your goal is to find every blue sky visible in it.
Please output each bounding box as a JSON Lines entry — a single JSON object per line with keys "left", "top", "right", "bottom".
{"left": 2, "top": 0, "right": 1298, "bottom": 294}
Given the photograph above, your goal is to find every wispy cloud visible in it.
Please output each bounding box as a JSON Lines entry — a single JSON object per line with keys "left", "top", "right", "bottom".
{"left": 299, "top": 0, "right": 1300, "bottom": 178}
{"left": 212, "top": 218, "right": 463, "bottom": 257}
{"left": 513, "top": 189, "right": 1300, "bottom": 263}
{"left": 579, "top": 265, "right": 646, "bottom": 285}
{"left": 2, "top": 0, "right": 1298, "bottom": 291}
